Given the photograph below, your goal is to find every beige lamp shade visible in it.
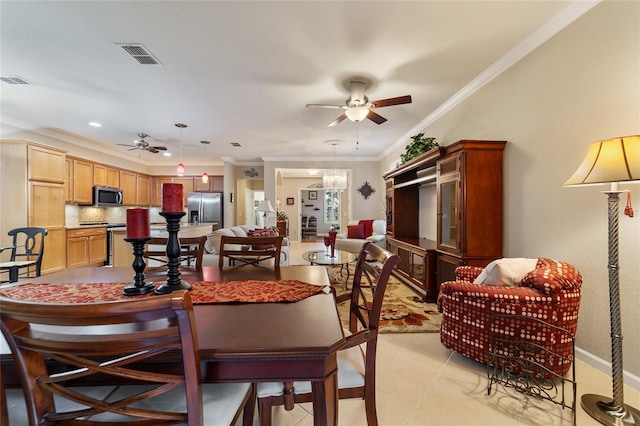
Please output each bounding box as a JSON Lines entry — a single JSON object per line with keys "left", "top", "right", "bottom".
{"left": 564, "top": 135, "right": 640, "bottom": 186}
{"left": 256, "top": 200, "right": 275, "bottom": 213}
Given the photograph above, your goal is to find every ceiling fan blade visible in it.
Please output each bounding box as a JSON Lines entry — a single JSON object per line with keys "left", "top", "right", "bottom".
{"left": 306, "top": 103, "right": 346, "bottom": 109}
{"left": 370, "top": 95, "right": 412, "bottom": 108}
{"left": 147, "top": 148, "right": 159, "bottom": 154}
{"left": 328, "top": 114, "right": 348, "bottom": 127}
{"left": 349, "top": 81, "right": 366, "bottom": 103}
{"left": 150, "top": 146, "right": 167, "bottom": 151}
{"left": 117, "top": 143, "right": 134, "bottom": 147}
{"left": 366, "top": 110, "right": 387, "bottom": 125}
{"left": 127, "top": 147, "right": 138, "bottom": 151}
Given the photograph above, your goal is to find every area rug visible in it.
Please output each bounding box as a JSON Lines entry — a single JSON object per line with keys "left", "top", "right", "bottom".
{"left": 326, "top": 264, "right": 441, "bottom": 333}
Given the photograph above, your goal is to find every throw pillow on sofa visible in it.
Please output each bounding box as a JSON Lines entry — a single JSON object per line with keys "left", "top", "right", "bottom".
{"left": 247, "top": 228, "right": 277, "bottom": 250}
{"left": 347, "top": 224, "right": 365, "bottom": 239}
{"left": 473, "top": 258, "right": 538, "bottom": 287}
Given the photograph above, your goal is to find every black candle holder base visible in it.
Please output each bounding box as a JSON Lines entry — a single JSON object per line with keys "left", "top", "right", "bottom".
{"left": 155, "top": 280, "right": 192, "bottom": 295}
{"left": 123, "top": 237, "right": 156, "bottom": 296}
{"left": 123, "top": 282, "right": 156, "bottom": 296}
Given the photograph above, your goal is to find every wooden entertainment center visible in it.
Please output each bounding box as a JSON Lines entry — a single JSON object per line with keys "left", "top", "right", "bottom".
{"left": 383, "top": 139, "right": 506, "bottom": 302}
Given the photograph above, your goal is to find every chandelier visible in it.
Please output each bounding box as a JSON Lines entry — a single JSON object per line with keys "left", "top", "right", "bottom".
{"left": 323, "top": 141, "right": 347, "bottom": 190}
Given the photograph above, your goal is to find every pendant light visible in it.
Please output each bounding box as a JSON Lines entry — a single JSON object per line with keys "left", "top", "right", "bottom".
{"left": 323, "top": 140, "right": 347, "bottom": 190}
{"left": 175, "top": 123, "right": 187, "bottom": 176}
{"left": 200, "top": 140, "right": 210, "bottom": 183}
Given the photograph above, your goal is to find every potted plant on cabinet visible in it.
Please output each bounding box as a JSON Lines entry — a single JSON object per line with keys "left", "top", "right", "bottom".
{"left": 400, "top": 133, "right": 438, "bottom": 165}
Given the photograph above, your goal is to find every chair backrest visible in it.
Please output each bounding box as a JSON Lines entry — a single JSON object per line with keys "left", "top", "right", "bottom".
{"left": 144, "top": 236, "right": 206, "bottom": 268}
{"left": 343, "top": 242, "right": 400, "bottom": 352}
{"left": 7, "top": 227, "right": 48, "bottom": 278}
{"left": 218, "top": 235, "right": 283, "bottom": 269}
{"left": 0, "top": 290, "right": 203, "bottom": 425}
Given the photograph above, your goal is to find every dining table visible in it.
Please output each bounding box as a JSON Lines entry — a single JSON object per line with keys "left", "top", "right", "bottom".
{"left": 0, "top": 265, "right": 345, "bottom": 426}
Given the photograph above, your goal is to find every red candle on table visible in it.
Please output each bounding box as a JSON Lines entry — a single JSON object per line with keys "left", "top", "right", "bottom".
{"left": 126, "top": 208, "right": 150, "bottom": 239}
{"left": 162, "top": 183, "right": 183, "bottom": 212}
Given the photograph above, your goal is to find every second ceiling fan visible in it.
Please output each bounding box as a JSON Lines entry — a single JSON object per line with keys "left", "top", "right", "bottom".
{"left": 306, "top": 80, "right": 412, "bottom": 127}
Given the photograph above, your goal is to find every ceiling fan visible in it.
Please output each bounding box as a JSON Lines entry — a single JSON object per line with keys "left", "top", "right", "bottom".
{"left": 306, "top": 80, "right": 412, "bottom": 127}
{"left": 117, "top": 133, "right": 167, "bottom": 153}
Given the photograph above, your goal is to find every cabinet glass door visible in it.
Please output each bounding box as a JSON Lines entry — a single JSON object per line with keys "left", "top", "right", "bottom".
{"left": 439, "top": 180, "right": 458, "bottom": 249}
{"left": 411, "top": 252, "right": 425, "bottom": 282}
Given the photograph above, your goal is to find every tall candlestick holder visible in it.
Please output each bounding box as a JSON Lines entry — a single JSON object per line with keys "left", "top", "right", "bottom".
{"left": 122, "top": 237, "right": 156, "bottom": 296}
{"left": 155, "top": 211, "right": 192, "bottom": 295}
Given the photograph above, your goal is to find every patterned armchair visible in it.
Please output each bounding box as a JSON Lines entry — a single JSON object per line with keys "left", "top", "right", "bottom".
{"left": 437, "top": 258, "right": 582, "bottom": 376}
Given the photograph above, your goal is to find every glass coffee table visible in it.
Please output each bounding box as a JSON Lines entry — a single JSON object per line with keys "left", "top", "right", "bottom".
{"left": 302, "top": 250, "right": 357, "bottom": 289}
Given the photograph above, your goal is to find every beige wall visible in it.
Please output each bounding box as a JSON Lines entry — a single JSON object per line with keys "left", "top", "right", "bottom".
{"left": 383, "top": 1, "right": 640, "bottom": 377}
{"left": 264, "top": 160, "right": 386, "bottom": 224}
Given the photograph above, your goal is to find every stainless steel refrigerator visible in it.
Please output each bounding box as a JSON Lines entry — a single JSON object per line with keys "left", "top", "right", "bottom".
{"left": 187, "top": 192, "right": 222, "bottom": 228}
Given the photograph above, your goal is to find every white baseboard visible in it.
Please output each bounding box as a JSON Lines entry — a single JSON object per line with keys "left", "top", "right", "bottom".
{"left": 576, "top": 346, "right": 640, "bottom": 391}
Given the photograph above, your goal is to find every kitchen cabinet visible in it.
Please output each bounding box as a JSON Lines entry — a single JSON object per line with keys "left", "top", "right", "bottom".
{"left": 152, "top": 176, "right": 199, "bottom": 207}
{"left": 107, "top": 167, "right": 120, "bottom": 188}
{"left": 28, "top": 144, "right": 65, "bottom": 183}
{"left": 120, "top": 170, "right": 137, "bottom": 205}
{"left": 72, "top": 158, "right": 93, "bottom": 204}
{"left": 67, "top": 227, "right": 107, "bottom": 268}
{"left": 152, "top": 176, "right": 175, "bottom": 207}
{"left": 0, "top": 141, "right": 67, "bottom": 275}
{"left": 194, "top": 175, "right": 223, "bottom": 192}
{"left": 136, "top": 174, "right": 151, "bottom": 206}
{"left": 94, "top": 164, "right": 108, "bottom": 186}
{"left": 174, "top": 177, "right": 194, "bottom": 206}
{"left": 64, "top": 158, "right": 73, "bottom": 203}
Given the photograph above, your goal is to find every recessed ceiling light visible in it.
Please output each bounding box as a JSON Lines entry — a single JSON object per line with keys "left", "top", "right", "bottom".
{"left": 89, "top": 122, "right": 102, "bottom": 127}
{"left": 163, "top": 152, "right": 172, "bottom": 157}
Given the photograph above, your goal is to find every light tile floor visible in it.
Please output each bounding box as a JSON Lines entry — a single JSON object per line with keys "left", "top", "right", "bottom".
{"left": 5, "top": 241, "right": 639, "bottom": 425}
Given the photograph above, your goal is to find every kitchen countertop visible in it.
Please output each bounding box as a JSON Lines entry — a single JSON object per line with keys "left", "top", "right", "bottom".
{"left": 109, "top": 222, "right": 217, "bottom": 237}
{"left": 66, "top": 224, "right": 108, "bottom": 230}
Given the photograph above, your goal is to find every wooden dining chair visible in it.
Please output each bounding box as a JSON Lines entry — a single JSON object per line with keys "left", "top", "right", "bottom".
{"left": 0, "top": 290, "right": 255, "bottom": 425}
{"left": 218, "top": 235, "right": 284, "bottom": 268}
{"left": 144, "top": 235, "right": 206, "bottom": 268}
{"left": 0, "top": 227, "right": 48, "bottom": 283}
{"left": 256, "top": 242, "right": 400, "bottom": 426}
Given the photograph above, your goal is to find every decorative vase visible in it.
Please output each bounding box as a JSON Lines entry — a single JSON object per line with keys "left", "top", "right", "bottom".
{"left": 329, "top": 230, "right": 337, "bottom": 258}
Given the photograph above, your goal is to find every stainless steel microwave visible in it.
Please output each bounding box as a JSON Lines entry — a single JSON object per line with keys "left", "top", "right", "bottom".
{"left": 93, "top": 186, "right": 123, "bottom": 207}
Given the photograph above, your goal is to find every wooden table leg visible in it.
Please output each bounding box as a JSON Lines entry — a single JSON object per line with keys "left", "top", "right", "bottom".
{"left": 311, "top": 369, "right": 338, "bottom": 426}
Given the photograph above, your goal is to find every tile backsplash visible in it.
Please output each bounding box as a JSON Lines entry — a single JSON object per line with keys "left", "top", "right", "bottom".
{"left": 66, "top": 205, "right": 175, "bottom": 226}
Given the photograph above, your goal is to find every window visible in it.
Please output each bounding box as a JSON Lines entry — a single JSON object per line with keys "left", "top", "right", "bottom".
{"left": 324, "top": 190, "right": 340, "bottom": 224}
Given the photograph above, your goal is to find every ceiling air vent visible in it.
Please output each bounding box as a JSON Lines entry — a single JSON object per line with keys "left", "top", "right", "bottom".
{"left": 117, "top": 43, "right": 162, "bottom": 65}
{"left": 1, "top": 76, "right": 31, "bottom": 85}
{"left": 231, "top": 142, "right": 241, "bottom": 147}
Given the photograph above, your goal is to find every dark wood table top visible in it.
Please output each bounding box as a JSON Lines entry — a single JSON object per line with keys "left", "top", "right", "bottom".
{"left": 1, "top": 265, "right": 345, "bottom": 362}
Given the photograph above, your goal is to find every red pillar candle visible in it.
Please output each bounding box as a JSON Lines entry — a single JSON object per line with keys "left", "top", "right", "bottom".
{"left": 126, "top": 208, "right": 150, "bottom": 239}
{"left": 162, "top": 183, "right": 184, "bottom": 212}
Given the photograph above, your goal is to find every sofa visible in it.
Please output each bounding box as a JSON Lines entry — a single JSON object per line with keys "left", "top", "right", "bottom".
{"left": 201, "top": 224, "right": 290, "bottom": 267}
{"left": 335, "top": 219, "right": 387, "bottom": 254}
{"left": 437, "top": 257, "right": 582, "bottom": 376}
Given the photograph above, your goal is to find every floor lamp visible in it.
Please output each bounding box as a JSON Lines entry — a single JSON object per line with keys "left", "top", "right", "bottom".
{"left": 256, "top": 200, "right": 275, "bottom": 228}
{"left": 564, "top": 135, "right": 639, "bottom": 425}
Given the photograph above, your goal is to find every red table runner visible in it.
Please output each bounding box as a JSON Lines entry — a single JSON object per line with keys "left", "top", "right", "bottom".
{"left": 0, "top": 280, "right": 327, "bottom": 304}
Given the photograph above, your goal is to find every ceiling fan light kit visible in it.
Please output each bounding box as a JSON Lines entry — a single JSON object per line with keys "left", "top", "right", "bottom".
{"left": 117, "top": 132, "right": 167, "bottom": 154}
{"left": 307, "top": 80, "right": 412, "bottom": 128}
{"left": 345, "top": 106, "right": 369, "bottom": 122}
